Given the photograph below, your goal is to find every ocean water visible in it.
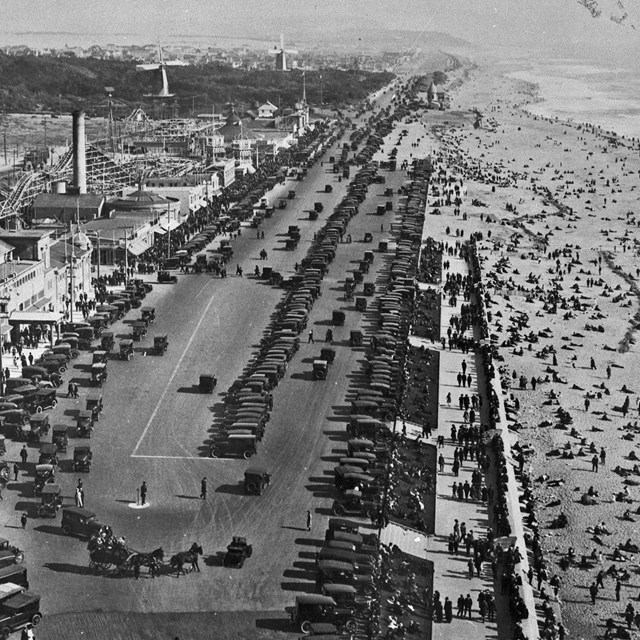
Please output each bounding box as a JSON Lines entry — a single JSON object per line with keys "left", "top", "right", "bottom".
{"left": 506, "top": 59, "right": 640, "bottom": 140}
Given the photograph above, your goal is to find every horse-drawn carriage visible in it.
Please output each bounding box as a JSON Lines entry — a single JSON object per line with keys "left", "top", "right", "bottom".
{"left": 87, "top": 530, "right": 164, "bottom": 577}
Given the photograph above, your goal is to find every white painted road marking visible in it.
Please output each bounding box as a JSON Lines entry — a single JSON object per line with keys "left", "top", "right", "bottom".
{"left": 131, "top": 290, "right": 217, "bottom": 457}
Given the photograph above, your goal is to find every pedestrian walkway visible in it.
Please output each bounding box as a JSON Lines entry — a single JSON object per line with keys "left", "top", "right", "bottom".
{"left": 429, "top": 254, "right": 498, "bottom": 639}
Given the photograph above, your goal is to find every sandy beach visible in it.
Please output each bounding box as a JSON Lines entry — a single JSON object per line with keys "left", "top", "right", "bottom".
{"left": 419, "top": 61, "right": 640, "bottom": 639}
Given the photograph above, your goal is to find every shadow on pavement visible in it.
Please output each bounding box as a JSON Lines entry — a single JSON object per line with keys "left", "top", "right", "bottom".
{"left": 214, "top": 483, "right": 245, "bottom": 496}
{"left": 44, "top": 562, "right": 94, "bottom": 576}
{"left": 255, "top": 616, "right": 296, "bottom": 632}
{"left": 33, "top": 524, "right": 66, "bottom": 538}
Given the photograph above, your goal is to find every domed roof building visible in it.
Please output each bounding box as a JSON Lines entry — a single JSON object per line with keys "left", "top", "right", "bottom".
{"left": 109, "top": 182, "right": 179, "bottom": 215}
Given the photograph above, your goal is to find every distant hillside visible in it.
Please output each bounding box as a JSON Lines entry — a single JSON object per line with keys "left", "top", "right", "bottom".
{"left": 0, "top": 53, "right": 393, "bottom": 116}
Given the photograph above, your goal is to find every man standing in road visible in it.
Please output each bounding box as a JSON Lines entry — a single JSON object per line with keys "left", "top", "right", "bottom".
{"left": 306, "top": 510, "right": 312, "bottom": 531}
{"left": 20, "top": 446, "right": 27, "bottom": 466}
{"left": 20, "top": 513, "right": 27, "bottom": 529}
{"left": 200, "top": 477, "right": 207, "bottom": 500}
{"left": 140, "top": 481, "right": 148, "bottom": 506}
{"left": 308, "top": 330, "right": 314, "bottom": 344}
{"left": 13, "top": 463, "right": 19, "bottom": 482}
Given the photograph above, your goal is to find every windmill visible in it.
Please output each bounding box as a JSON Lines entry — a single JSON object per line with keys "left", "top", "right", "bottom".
{"left": 269, "top": 34, "right": 298, "bottom": 71}
{"left": 136, "top": 44, "right": 188, "bottom": 98}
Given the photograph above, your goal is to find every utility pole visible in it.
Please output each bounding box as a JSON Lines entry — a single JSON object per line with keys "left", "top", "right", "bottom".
{"left": 118, "top": 226, "right": 133, "bottom": 285}
{"left": 96, "top": 231, "right": 101, "bottom": 280}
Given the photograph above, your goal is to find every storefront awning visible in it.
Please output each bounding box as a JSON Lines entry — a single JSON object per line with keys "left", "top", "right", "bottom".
{"left": 9, "top": 311, "right": 64, "bottom": 324}
{"left": 127, "top": 237, "right": 152, "bottom": 256}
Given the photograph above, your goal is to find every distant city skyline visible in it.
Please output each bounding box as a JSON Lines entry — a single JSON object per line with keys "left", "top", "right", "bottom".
{"left": 1, "top": 0, "right": 637, "bottom": 60}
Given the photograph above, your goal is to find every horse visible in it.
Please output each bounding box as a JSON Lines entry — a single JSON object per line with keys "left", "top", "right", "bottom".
{"left": 132, "top": 547, "right": 164, "bottom": 578}
{"left": 170, "top": 543, "right": 203, "bottom": 577}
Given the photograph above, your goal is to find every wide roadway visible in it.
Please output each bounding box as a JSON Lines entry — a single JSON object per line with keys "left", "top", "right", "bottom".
{"left": 32, "top": 116, "right": 426, "bottom": 639}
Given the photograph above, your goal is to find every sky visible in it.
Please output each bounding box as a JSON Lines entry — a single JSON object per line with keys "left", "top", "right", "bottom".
{"left": 1, "top": 0, "right": 637, "bottom": 60}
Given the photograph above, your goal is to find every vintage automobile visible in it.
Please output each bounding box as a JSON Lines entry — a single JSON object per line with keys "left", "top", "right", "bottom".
{"left": 131, "top": 278, "right": 153, "bottom": 294}
{"left": 332, "top": 311, "right": 345, "bottom": 327}
{"left": 209, "top": 434, "right": 257, "bottom": 459}
{"left": 331, "top": 490, "right": 381, "bottom": 522}
{"left": 313, "top": 360, "right": 328, "bottom": 381}
{"left": 152, "top": 335, "right": 168, "bottom": 356}
{"left": 119, "top": 340, "right": 134, "bottom": 361}
{"left": 76, "top": 410, "right": 94, "bottom": 438}
{"left": 350, "top": 400, "right": 395, "bottom": 422}
{"left": 363, "top": 282, "right": 375, "bottom": 296}
{"left": 363, "top": 233, "right": 373, "bottom": 243}
{"left": 91, "top": 363, "right": 108, "bottom": 387}
{"left": 33, "top": 464, "right": 55, "bottom": 495}
{"left": 0, "top": 409, "right": 30, "bottom": 436}
{"left": 199, "top": 374, "right": 217, "bottom": 394}
{"left": 316, "top": 547, "right": 377, "bottom": 571}
{"left": 38, "top": 443, "right": 58, "bottom": 468}
{"left": 86, "top": 393, "right": 103, "bottom": 421}
{"left": 321, "top": 584, "right": 370, "bottom": 611}
{"left": 25, "top": 414, "right": 49, "bottom": 442}
{"left": 223, "top": 536, "right": 253, "bottom": 568}
{"left": 0, "top": 566, "right": 29, "bottom": 590}
{"left": 91, "top": 350, "right": 108, "bottom": 365}
{"left": 21, "top": 366, "right": 62, "bottom": 388}
{"left": 32, "top": 358, "right": 66, "bottom": 375}
{"left": 73, "top": 446, "right": 92, "bottom": 472}
{"left": 290, "top": 594, "right": 356, "bottom": 635}
{"left": 316, "top": 560, "right": 376, "bottom": 596}
{"left": 355, "top": 297, "right": 367, "bottom": 312}
{"left": 0, "top": 437, "right": 5, "bottom": 458}
{"left": 0, "top": 591, "right": 42, "bottom": 636}
{"left": 243, "top": 468, "right": 271, "bottom": 495}
{"left": 26, "top": 389, "right": 57, "bottom": 414}
{"left": 52, "top": 342, "right": 77, "bottom": 360}
{"left": 61, "top": 506, "right": 104, "bottom": 538}
{"left": 37, "top": 484, "right": 62, "bottom": 518}
{"left": 132, "top": 321, "right": 147, "bottom": 342}
{"left": 333, "top": 468, "right": 380, "bottom": 495}
{"left": 101, "top": 332, "right": 115, "bottom": 352}
{"left": 140, "top": 307, "right": 156, "bottom": 325}
{"left": 0, "top": 540, "right": 23, "bottom": 568}
{"left": 51, "top": 425, "right": 69, "bottom": 453}
{"left": 320, "top": 348, "right": 336, "bottom": 365}
{"left": 158, "top": 270, "right": 178, "bottom": 284}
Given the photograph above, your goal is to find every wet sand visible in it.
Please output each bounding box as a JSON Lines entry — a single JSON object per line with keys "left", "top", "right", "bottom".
{"left": 420, "top": 62, "right": 640, "bottom": 639}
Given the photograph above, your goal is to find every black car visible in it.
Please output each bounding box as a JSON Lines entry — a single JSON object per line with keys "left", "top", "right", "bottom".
{"left": 290, "top": 594, "right": 356, "bottom": 635}
{"left": 158, "top": 270, "right": 178, "bottom": 284}
{"left": 60, "top": 507, "right": 104, "bottom": 538}
{"left": 223, "top": 537, "right": 252, "bottom": 568}
{"left": 0, "top": 592, "right": 42, "bottom": 636}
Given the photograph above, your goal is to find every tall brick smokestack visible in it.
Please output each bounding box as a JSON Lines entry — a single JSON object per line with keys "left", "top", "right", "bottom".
{"left": 72, "top": 110, "right": 87, "bottom": 194}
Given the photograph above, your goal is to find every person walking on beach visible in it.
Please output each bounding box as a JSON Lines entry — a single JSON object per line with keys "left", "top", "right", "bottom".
{"left": 140, "top": 481, "right": 147, "bottom": 506}
{"left": 306, "top": 510, "right": 312, "bottom": 531}
{"left": 591, "top": 357, "right": 597, "bottom": 370}
{"left": 592, "top": 454, "right": 599, "bottom": 473}
{"left": 200, "top": 477, "right": 207, "bottom": 499}
{"left": 589, "top": 581, "right": 599, "bottom": 604}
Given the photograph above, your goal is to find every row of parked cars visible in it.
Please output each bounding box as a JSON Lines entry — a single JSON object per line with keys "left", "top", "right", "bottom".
{"left": 290, "top": 518, "right": 381, "bottom": 635}
{"left": 207, "top": 130, "right": 345, "bottom": 460}
{"left": 287, "top": 102, "right": 431, "bottom": 637}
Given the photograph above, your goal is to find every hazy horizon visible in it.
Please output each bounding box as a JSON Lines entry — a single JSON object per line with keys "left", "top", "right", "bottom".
{"left": 1, "top": 0, "right": 638, "bottom": 62}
